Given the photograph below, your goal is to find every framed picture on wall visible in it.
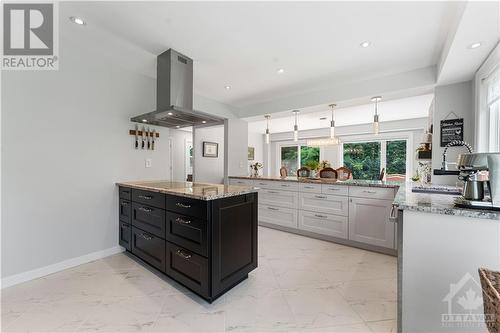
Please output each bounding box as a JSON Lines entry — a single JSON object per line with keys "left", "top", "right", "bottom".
{"left": 203, "top": 141, "right": 218, "bottom": 157}
{"left": 248, "top": 147, "right": 255, "bottom": 160}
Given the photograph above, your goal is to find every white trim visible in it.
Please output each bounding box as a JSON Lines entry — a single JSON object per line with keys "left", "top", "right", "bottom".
{"left": 1, "top": 246, "right": 124, "bottom": 289}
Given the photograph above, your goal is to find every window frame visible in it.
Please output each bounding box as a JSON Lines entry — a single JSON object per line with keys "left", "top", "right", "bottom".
{"left": 277, "top": 140, "right": 323, "bottom": 176}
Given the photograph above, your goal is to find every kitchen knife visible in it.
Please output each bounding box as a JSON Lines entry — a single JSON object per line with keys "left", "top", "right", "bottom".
{"left": 141, "top": 126, "right": 146, "bottom": 149}
{"left": 151, "top": 129, "right": 156, "bottom": 150}
{"left": 134, "top": 124, "right": 139, "bottom": 149}
{"left": 147, "top": 127, "right": 151, "bottom": 150}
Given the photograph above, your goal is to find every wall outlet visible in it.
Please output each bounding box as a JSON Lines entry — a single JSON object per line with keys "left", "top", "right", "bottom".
{"left": 145, "top": 158, "right": 152, "bottom": 168}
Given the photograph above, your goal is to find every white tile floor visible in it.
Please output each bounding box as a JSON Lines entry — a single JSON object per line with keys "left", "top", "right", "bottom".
{"left": 1, "top": 227, "right": 397, "bottom": 332}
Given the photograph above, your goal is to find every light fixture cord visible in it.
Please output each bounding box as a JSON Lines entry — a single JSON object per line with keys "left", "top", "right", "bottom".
{"left": 375, "top": 99, "right": 378, "bottom": 116}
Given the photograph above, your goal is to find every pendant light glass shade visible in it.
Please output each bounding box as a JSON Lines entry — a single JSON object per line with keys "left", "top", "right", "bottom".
{"left": 371, "top": 96, "right": 382, "bottom": 135}
{"left": 264, "top": 115, "right": 271, "bottom": 144}
{"left": 329, "top": 104, "right": 336, "bottom": 139}
{"left": 292, "top": 110, "right": 300, "bottom": 142}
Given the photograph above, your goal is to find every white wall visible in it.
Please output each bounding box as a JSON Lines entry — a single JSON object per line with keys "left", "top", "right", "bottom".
{"left": 193, "top": 125, "right": 224, "bottom": 184}
{"left": 224, "top": 119, "right": 248, "bottom": 179}
{"left": 432, "top": 81, "right": 474, "bottom": 185}
{"left": 248, "top": 131, "right": 264, "bottom": 171}
{"left": 169, "top": 129, "right": 193, "bottom": 182}
{"left": 1, "top": 38, "right": 170, "bottom": 279}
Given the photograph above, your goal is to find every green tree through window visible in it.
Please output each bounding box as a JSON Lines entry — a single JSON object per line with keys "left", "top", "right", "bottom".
{"left": 300, "top": 146, "right": 320, "bottom": 169}
{"left": 343, "top": 142, "right": 381, "bottom": 180}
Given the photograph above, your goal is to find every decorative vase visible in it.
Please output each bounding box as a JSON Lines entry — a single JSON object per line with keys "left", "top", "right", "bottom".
{"left": 252, "top": 168, "right": 259, "bottom": 177}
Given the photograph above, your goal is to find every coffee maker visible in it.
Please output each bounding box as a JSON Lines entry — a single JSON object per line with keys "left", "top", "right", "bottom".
{"left": 455, "top": 153, "right": 500, "bottom": 210}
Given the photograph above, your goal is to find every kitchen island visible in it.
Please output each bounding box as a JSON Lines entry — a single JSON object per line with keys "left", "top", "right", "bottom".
{"left": 393, "top": 185, "right": 500, "bottom": 333}
{"left": 116, "top": 180, "right": 258, "bottom": 302}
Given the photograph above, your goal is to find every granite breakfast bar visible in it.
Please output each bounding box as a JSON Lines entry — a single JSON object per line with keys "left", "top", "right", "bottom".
{"left": 116, "top": 180, "right": 258, "bottom": 302}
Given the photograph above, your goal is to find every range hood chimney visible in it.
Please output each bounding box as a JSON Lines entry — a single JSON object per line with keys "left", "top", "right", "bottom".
{"left": 131, "top": 49, "right": 225, "bottom": 128}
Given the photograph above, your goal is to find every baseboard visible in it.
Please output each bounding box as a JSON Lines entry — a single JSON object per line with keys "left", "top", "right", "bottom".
{"left": 1, "top": 246, "right": 125, "bottom": 289}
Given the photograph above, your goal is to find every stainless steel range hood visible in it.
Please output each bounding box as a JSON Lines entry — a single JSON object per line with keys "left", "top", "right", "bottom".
{"left": 131, "top": 49, "right": 225, "bottom": 128}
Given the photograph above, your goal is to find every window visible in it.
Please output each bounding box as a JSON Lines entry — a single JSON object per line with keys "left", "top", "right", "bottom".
{"left": 280, "top": 145, "right": 320, "bottom": 175}
{"left": 343, "top": 139, "right": 407, "bottom": 180}
{"left": 487, "top": 68, "right": 500, "bottom": 151}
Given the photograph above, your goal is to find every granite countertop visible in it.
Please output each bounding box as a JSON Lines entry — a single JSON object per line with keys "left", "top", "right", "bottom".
{"left": 116, "top": 180, "right": 257, "bottom": 201}
{"left": 393, "top": 183, "right": 500, "bottom": 221}
{"left": 229, "top": 175, "right": 402, "bottom": 189}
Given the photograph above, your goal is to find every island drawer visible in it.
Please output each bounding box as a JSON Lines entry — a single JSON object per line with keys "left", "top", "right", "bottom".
{"left": 132, "top": 202, "right": 166, "bottom": 238}
{"left": 299, "top": 183, "right": 322, "bottom": 193}
{"left": 322, "top": 184, "right": 349, "bottom": 196}
{"left": 165, "top": 194, "right": 208, "bottom": 219}
{"left": 119, "top": 187, "right": 132, "bottom": 200}
{"left": 165, "top": 212, "right": 208, "bottom": 257}
{"left": 349, "top": 186, "right": 395, "bottom": 200}
{"left": 132, "top": 189, "right": 166, "bottom": 209}
{"left": 299, "top": 192, "right": 349, "bottom": 216}
{"left": 298, "top": 210, "right": 348, "bottom": 239}
{"left": 119, "top": 221, "right": 132, "bottom": 251}
{"left": 119, "top": 198, "right": 132, "bottom": 223}
{"left": 259, "top": 189, "right": 299, "bottom": 209}
{"left": 131, "top": 227, "right": 166, "bottom": 272}
{"left": 165, "top": 241, "right": 209, "bottom": 298}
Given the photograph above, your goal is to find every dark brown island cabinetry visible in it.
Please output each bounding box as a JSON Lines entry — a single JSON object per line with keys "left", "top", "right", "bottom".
{"left": 118, "top": 186, "right": 258, "bottom": 302}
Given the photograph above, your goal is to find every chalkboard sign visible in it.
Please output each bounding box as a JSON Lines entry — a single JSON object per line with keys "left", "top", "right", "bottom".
{"left": 440, "top": 118, "right": 464, "bottom": 147}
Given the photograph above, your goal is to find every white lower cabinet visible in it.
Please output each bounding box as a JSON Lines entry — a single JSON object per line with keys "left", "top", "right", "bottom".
{"left": 299, "top": 192, "right": 349, "bottom": 216}
{"left": 259, "top": 189, "right": 299, "bottom": 209}
{"left": 259, "top": 204, "right": 298, "bottom": 229}
{"left": 348, "top": 197, "right": 394, "bottom": 248}
{"left": 298, "top": 210, "right": 348, "bottom": 239}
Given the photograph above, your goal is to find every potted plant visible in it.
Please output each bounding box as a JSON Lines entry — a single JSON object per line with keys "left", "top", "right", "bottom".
{"left": 319, "top": 160, "right": 331, "bottom": 169}
{"left": 249, "top": 162, "right": 263, "bottom": 177}
{"left": 305, "top": 160, "right": 320, "bottom": 177}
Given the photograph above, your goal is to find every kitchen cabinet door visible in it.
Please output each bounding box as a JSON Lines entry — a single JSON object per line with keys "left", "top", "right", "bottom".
{"left": 298, "top": 210, "right": 348, "bottom": 239}
{"left": 348, "top": 197, "right": 394, "bottom": 248}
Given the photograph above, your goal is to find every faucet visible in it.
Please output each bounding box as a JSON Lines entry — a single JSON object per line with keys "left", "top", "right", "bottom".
{"left": 442, "top": 140, "right": 473, "bottom": 170}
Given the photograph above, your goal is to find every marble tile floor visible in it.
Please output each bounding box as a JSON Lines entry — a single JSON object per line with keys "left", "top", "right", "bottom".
{"left": 1, "top": 227, "right": 397, "bottom": 332}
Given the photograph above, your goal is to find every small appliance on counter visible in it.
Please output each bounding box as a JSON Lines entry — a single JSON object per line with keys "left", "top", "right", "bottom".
{"left": 454, "top": 152, "right": 500, "bottom": 210}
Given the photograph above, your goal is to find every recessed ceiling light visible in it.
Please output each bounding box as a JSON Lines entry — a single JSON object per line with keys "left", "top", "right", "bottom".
{"left": 69, "top": 16, "right": 86, "bottom": 25}
{"left": 360, "top": 41, "right": 371, "bottom": 48}
{"left": 167, "top": 112, "right": 173, "bottom": 116}
{"left": 202, "top": 120, "right": 207, "bottom": 124}
{"left": 176, "top": 125, "right": 180, "bottom": 128}
{"left": 224, "top": 85, "right": 231, "bottom": 90}
{"left": 277, "top": 68, "right": 285, "bottom": 74}
{"left": 142, "top": 119, "right": 148, "bottom": 123}
{"left": 469, "top": 42, "right": 482, "bottom": 49}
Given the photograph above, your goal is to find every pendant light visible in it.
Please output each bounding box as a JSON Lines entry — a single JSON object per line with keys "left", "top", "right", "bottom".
{"left": 371, "top": 96, "right": 382, "bottom": 135}
{"left": 292, "top": 110, "right": 300, "bottom": 142}
{"left": 329, "top": 104, "right": 336, "bottom": 139}
{"left": 264, "top": 114, "right": 271, "bottom": 144}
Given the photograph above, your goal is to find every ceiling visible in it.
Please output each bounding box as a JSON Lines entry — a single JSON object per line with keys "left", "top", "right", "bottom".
{"left": 63, "top": 1, "right": 499, "bottom": 116}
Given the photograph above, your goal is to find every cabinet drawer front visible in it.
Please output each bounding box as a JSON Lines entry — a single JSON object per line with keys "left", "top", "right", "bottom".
{"left": 258, "top": 204, "right": 298, "bottom": 229}
{"left": 132, "top": 203, "right": 166, "bottom": 238}
{"left": 272, "top": 181, "right": 298, "bottom": 191}
{"left": 298, "top": 211, "right": 348, "bottom": 239}
{"left": 119, "top": 187, "right": 132, "bottom": 200}
{"left": 349, "top": 186, "right": 395, "bottom": 200}
{"left": 322, "top": 184, "right": 348, "bottom": 196}
{"left": 119, "top": 199, "right": 132, "bottom": 223}
{"left": 299, "top": 193, "right": 349, "bottom": 216}
{"left": 132, "top": 189, "right": 165, "bottom": 209}
{"left": 259, "top": 189, "right": 298, "bottom": 209}
{"left": 229, "top": 178, "right": 254, "bottom": 186}
{"left": 131, "top": 227, "right": 166, "bottom": 272}
{"left": 253, "top": 180, "right": 276, "bottom": 189}
{"left": 119, "top": 221, "right": 132, "bottom": 251}
{"left": 299, "top": 183, "right": 322, "bottom": 193}
{"left": 165, "top": 241, "right": 209, "bottom": 298}
{"left": 165, "top": 212, "right": 208, "bottom": 257}
{"left": 165, "top": 194, "right": 208, "bottom": 219}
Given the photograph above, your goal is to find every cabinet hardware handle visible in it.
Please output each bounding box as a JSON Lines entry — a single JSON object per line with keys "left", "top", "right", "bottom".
{"left": 176, "top": 249, "right": 192, "bottom": 260}
{"left": 258, "top": 182, "right": 266, "bottom": 185}
{"left": 138, "top": 207, "right": 152, "bottom": 212}
{"left": 176, "top": 203, "right": 191, "bottom": 209}
{"left": 138, "top": 195, "right": 153, "bottom": 200}
{"left": 140, "top": 233, "right": 152, "bottom": 240}
{"left": 314, "top": 214, "right": 328, "bottom": 219}
{"left": 121, "top": 202, "right": 129, "bottom": 206}
{"left": 315, "top": 195, "right": 327, "bottom": 199}
{"left": 267, "top": 207, "right": 279, "bottom": 211}
{"left": 389, "top": 205, "right": 398, "bottom": 222}
{"left": 363, "top": 190, "right": 377, "bottom": 194}
{"left": 281, "top": 184, "right": 290, "bottom": 187}
{"left": 122, "top": 190, "right": 130, "bottom": 194}
{"left": 328, "top": 188, "right": 340, "bottom": 191}
{"left": 267, "top": 191, "right": 279, "bottom": 194}
{"left": 175, "top": 217, "right": 191, "bottom": 225}
{"left": 304, "top": 186, "right": 314, "bottom": 189}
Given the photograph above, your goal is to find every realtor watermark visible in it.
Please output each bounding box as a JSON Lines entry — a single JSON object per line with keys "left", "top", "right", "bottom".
{"left": 1, "top": 2, "right": 58, "bottom": 70}
{"left": 441, "top": 272, "right": 495, "bottom": 329}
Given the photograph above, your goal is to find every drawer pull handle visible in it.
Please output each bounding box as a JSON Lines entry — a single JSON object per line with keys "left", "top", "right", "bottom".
{"left": 267, "top": 207, "right": 279, "bottom": 211}
{"left": 258, "top": 182, "right": 266, "bottom": 185}
{"left": 175, "top": 217, "right": 191, "bottom": 225}
{"left": 138, "top": 207, "right": 152, "bottom": 212}
{"left": 121, "top": 201, "right": 129, "bottom": 206}
{"left": 304, "top": 186, "right": 314, "bottom": 189}
{"left": 176, "top": 203, "right": 191, "bottom": 209}
{"left": 176, "top": 249, "right": 192, "bottom": 260}
{"left": 363, "top": 190, "right": 377, "bottom": 194}
{"left": 140, "top": 233, "right": 152, "bottom": 240}
{"left": 315, "top": 195, "right": 327, "bottom": 199}
{"left": 327, "top": 188, "right": 340, "bottom": 191}
{"left": 281, "top": 184, "right": 290, "bottom": 187}
{"left": 315, "top": 214, "right": 328, "bottom": 219}
{"left": 267, "top": 191, "right": 279, "bottom": 194}
{"left": 122, "top": 190, "right": 130, "bottom": 194}
{"left": 138, "top": 195, "right": 153, "bottom": 200}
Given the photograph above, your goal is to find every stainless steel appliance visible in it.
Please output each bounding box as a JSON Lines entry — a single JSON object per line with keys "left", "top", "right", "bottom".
{"left": 455, "top": 152, "right": 500, "bottom": 210}
{"left": 131, "top": 49, "right": 225, "bottom": 129}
